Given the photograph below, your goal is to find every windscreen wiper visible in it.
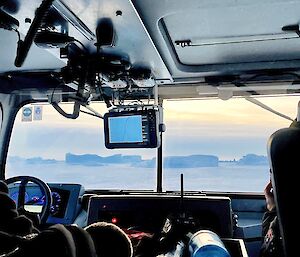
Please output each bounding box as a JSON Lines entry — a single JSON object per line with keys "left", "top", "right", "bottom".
{"left": 14, "top": 0, "right": 55, "bottom": 67}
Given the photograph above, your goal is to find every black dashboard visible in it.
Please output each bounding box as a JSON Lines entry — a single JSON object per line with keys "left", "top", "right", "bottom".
{"left": 87, "top": 195, "right": 233, "bottom": 238}
{"left": 86, "top": 194, "right": 252, "bottom": 256}
{"left": 8, "top": 183, "right": 85, "bottom": 224}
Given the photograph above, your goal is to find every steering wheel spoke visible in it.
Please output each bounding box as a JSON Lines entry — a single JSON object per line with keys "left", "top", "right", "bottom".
{"left": 17, "top": 178, "right": 28, "bottom": 209}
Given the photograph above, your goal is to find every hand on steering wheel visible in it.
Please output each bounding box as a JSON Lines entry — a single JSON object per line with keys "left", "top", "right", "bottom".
{"left": 5, "top": 176, "right": 52, "bottom": 223}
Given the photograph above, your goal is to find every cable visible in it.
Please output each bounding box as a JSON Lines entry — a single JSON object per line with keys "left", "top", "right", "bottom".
{"left": 73, "top": 39, "right": 88, "bottom": 52}
{"left": 12, "top": 28, "right": 20, "bottom": 41}
{"left": 50, "top": 85, "right": 58, "bottom": 103}
{"left": 83, "top": 105, "right": 103, "bottom": 119}
{"left": 80, "top": 109, "right": 103, "bottom": 119}
{"left": 245, "top": 97, "right": 294, "bottom": 122}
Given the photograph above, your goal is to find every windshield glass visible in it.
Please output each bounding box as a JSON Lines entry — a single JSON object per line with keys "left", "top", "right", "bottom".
{"left": 163, "top": 96, "right": 298, "bottom": 192}
{"left": 6, "top": 96, "right": 299, "bottom": 192}
{"left": 6, "top": 103, "right": 157, "bottom": 190}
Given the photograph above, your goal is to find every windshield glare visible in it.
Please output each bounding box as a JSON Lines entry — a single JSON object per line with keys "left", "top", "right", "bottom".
{"left": 6, "top": 96, "right": 299, "bottom": 192}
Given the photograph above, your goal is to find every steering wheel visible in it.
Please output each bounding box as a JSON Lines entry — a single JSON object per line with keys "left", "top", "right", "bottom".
{"left": 5, "top": 176, "right": 52, "bottom": 223}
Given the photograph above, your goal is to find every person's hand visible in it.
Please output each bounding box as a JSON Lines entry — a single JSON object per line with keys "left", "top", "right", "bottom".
{"left": 264, "top": 181, "right": 275, "bottom": 211}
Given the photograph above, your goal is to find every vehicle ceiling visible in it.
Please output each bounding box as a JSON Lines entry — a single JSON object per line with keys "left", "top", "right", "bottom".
{"left": 2, "top": 0, "right": 300, "bottom": 100}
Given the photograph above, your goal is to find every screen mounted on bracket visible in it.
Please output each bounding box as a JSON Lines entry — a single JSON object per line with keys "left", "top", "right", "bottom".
{"left": 104, "top": 108, "right": 160, "bottom": 149}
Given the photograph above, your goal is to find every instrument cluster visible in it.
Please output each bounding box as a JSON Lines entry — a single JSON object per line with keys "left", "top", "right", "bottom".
{"left": 9, "top": 186, "right": 70, "bottom": 218}
{"left": 30, "top": 191, "right": 63, "bottom": 216}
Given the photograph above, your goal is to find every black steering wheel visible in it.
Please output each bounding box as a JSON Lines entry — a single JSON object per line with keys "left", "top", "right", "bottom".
{"left": 5, "top": 176, "right": 52, "bottom": 223}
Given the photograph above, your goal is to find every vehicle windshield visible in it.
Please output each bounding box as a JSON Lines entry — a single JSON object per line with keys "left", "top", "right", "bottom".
{"left": 5, "top": 95, "right": 299, "bottom": 192}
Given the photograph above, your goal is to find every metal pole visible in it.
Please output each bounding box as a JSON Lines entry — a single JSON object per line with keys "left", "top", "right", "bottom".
{"left": 156, "top": 98, "right": 164, "bottom": 192}
{"left": 157, "top": 131, "right": 163, "bottom": 192}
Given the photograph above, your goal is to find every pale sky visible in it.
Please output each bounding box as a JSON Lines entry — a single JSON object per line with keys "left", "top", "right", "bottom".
{"left": 8, "top": 95, "right": 300, "bottom": 160}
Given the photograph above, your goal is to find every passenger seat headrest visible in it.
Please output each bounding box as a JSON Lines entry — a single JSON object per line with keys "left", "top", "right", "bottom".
{"left": 65, "top": 225, "right": 97, "bottom": 257}
{"left": 268, "top": 124, "right": 300, "bottom": 257}
{"left": 85, "top": 222, "right": 133, "bottom": 257}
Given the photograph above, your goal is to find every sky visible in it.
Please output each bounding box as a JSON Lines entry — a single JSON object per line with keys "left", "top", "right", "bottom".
{"left": 7, "top": 95, "right": 300, "bottom": 161}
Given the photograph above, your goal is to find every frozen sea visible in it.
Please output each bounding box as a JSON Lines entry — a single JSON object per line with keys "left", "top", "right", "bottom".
{"left": 6, "top": 162, "right": 270, "bottom": 193}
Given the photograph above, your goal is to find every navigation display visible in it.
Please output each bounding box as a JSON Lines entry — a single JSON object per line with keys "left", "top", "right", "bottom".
{"left": 104, "top": 109, "right": 160, "bottom": 149}
{"left": 108, "top": 115, "right": 143, "bottom": 143}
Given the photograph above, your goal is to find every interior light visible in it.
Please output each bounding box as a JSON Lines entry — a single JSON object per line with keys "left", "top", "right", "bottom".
{"left": 111, "top": 217, "right": 118, "bottom": 224}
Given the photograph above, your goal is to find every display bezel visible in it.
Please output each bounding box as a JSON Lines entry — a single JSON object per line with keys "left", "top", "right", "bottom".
{"left": 103, "top": 109, "right": 159, "bottom": 149}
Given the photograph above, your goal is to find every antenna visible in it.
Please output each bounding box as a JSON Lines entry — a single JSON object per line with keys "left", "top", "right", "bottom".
{"left": 15, "top": 0, "right": 55, "bottom": 67}
{"left": 180, "top": 173, "right": 185, "bottom": 217}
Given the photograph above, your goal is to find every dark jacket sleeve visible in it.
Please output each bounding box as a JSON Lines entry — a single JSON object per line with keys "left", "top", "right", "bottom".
{"left": 260, "top": 208, "right": 284, "bottom": 257}
{"left": 261, "top": 208, "right": 277, "bottom": 237}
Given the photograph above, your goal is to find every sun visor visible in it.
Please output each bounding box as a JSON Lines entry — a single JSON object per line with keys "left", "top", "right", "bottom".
{"left": 160, "top": 2, "right": 300, "bottom": 67}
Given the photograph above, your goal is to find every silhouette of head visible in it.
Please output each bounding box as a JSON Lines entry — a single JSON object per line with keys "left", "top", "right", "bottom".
{"left": 85, "top": 222, "right": 133, "bottom": 257}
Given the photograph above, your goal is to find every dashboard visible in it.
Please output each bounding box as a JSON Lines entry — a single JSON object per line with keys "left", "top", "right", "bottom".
{"left": 8, "top": 183, "right": 85, "bottom": 224}
{"left": 5, "top": 182, "right": 256, "bottom": 257}
{"left": 87, "top": 195, "right": 233, "bottom": 238}
{"left": 86, "top": 194, "right": 252, "bottom": 257}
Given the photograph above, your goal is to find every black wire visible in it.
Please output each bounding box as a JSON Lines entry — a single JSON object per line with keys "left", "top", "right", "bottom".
{"left": 96, "top": 74, "right": 113, "bottom": 107}
{"left": 50, "top": 84, "right": 58, "bottom": 103}
{"left": 13, "top": 28, "right": 21, "bottom": 41}
{"left": 80, "top": 109, "right": 103, "bottom": 119}
{"left": 50, "top": 80, "right": 66, "bottom": 103}
{"left": 73, "top": 39, "right": 88, "bottom": 52}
